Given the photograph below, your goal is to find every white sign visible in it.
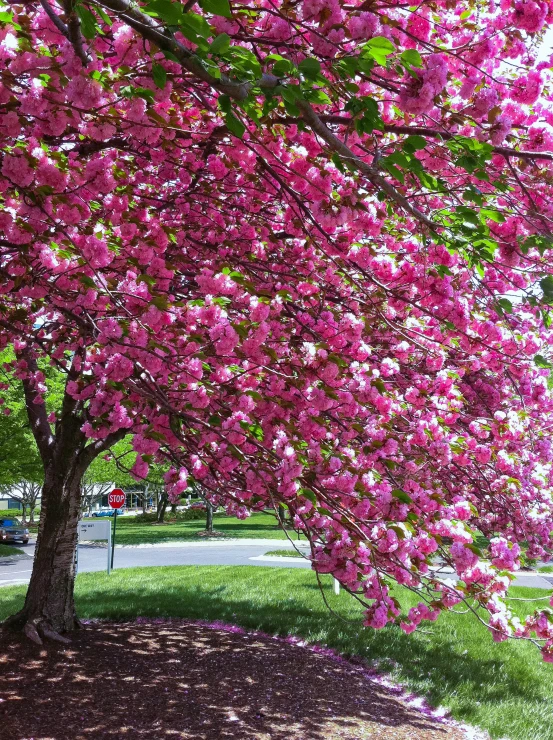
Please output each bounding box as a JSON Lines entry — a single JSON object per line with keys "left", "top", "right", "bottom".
{"left": 78, "top": 520, "right": 111, "bottom": 541}
{"left": 77, "top": 520, "right": 112, "bottom": 575}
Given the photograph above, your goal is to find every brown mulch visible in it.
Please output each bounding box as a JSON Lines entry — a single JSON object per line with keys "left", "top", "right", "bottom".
{"left": 0, "top": 621, "right": 475, "bottom": 740}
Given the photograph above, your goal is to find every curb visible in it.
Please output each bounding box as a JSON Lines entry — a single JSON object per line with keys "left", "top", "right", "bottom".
{"left": 0, "top": 552, "right": 32, "bottom": 562}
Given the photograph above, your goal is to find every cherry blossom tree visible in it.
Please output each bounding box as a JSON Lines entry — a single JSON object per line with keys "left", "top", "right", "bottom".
{"left": 2, "top": 0, "right": 553, "bottom": 653}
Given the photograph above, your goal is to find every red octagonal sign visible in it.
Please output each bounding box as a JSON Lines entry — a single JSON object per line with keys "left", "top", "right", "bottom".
{"left": 109, "top": 489, "right": 126, "bottom": 509}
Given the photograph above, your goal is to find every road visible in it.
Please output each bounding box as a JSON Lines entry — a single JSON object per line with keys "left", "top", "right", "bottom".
{"left": 0, "top": 539, "right": 312, "bottom": 587}
{"left": 1, "top": 539, "right": 552, "bottom": 590}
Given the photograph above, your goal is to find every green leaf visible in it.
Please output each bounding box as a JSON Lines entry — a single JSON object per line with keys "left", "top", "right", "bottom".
{"left": 535, "top": 354, "right": 553, "bottom": 368}
{"left": 0, "top": 10, "right": 14, "bottom": 23}
{"left": 271, "top": 58, "right": 294, "bottom": 77}
{"left": 179, "top": 11, "right": 212, "bottom": 43}
{"left": 362, "top": 36, "right": 395, "bottom": 65}
{"left": 497, "top": 297, "right": 513, "bottom": 314}
{"left": 152, "top": 63, "right": 167, "bottom": 89}
{"left": 96, "top": 6, "right": 113, "bottom": 25}
{"left": 400, "top": 49, "right": 423, "bottom": 68}
{"left": 403, "top": 135, "right": 427, "bottom": 151}
{"left": 225, "top": 112, "right": 245, "bottom": 138}
{"left": 298, "top": 57, "right": 321, "bottom": 79}
{"left": 199, "top": 0, "right": 231, "bottom": 17}
{"left": 541, "top": 275, "right": 553, "bottom": 298}
{"left": 389, "top": 525, "right": 406, "bottom": 540}
{"left": 391, "top": 489, "right": 412, "bottom": 504}
{"left": 144, "top": 0, "right": 183, "bottom": 24}
{"left": 210, "top": 32, "right": 230, "bottom": 55}
{"left": 75, "top": 4, "right": 97, "bottom": 40}
{"left": 305, "top": 89, "right": 331, "bottom": 105}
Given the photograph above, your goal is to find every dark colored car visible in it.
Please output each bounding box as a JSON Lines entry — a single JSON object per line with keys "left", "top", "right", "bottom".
{"left": 0, "top": 518, "right": 30, "bottom": 545}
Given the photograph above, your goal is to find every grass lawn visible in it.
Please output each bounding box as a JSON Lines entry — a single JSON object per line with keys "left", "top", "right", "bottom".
{"left": 264, "top": 549, "right": 305, "bottom": 557}
{"left": 0, "top": 544, "right": 24, "bottom": 557}
{"left": 114, "top": 512, "right": 303, "bottom": 545}
{"left": 1, "top": 566, "right": 552, "bottom": 740}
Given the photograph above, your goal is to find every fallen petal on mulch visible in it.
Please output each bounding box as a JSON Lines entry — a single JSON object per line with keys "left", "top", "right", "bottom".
{"left": 0, "top": 620, "right": 487, "bottom": 739}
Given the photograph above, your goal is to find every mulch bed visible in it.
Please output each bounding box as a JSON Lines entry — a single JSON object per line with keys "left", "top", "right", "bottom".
{"left": 0, "top": 620, "right": 481, "bottom": 740}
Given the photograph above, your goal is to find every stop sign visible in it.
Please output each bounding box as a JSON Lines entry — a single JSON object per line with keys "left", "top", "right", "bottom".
{"left": 109, "top": 489, "right": 126, "bottom": 509}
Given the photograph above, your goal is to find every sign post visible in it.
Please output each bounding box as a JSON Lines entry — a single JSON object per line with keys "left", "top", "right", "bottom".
{"left": 77, "top": 520, "right": 112, "bottom": 574}
{"left": 108, "top": 488, "right": 125, "bottom": 570}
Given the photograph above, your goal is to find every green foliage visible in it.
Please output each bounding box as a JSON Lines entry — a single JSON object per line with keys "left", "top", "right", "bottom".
{"left": 198, "top": 0, "right": 231, "bottom": 18}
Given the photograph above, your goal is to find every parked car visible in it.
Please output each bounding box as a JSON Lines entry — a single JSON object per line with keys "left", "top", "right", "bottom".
{"left": 91, "top": 508, "right": 126, "bottom": 517}
{"left": 0, "top": 518, "right": 30, "bottom": 545}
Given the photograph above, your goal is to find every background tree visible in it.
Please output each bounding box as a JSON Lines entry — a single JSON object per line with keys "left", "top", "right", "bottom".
{"left": 2, "top": 0, "right": 553, "bottom": 657}
{"left": 0, "top": 481, "right": 41, "bottom": 525}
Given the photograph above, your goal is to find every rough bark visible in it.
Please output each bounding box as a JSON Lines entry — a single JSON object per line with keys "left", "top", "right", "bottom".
{"left": 205, "top": 501, "right": 214, "bottom": 533}
{"left": 4, "top": 460, "right": 84, "bottom": 641}
{"left": 3, "top": 353, "right": 127, "bottom": 642}
{"left": 157, "top": 492, "right": 168, "bottom": 523}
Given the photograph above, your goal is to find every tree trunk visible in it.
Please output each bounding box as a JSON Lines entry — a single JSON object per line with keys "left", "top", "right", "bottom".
{"left": 278, "top": 504, "right": 287, "bottom": 528}
{"left": 29, "top": 506, "right": 35, "bottom": 525}
{"left": 143, "top": 485, "right": 148, "bottom": 514}
{"left": 157, "top": 492, "right": 168, "bottom": 523}
{"left": 205, "top": 501, "right": 214, "bottom": 533}
{"left": 21, "top": 503, "right": 28, "bottom": 526}
{"left": 5, "top": 467, "right": 83, "bottom": 642}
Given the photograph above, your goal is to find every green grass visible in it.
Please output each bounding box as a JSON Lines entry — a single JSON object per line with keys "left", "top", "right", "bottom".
{"left": 539, "top": 564, "right": 553, "bottom": 573}
{"left": 1, "top": 566, "right": 552, "bottom": 739}
{"left": 0, "top": 544, "right": 24, "bottom": 557}
{"left": 114, "top": 512, "right": 302, "bottom": 545}
{"left": 264, "top": 549, "right": 305, "bottom": 558}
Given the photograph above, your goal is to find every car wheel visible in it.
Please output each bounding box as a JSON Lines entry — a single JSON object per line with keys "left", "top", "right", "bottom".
{"left": 22, "top": 540, "right": 28, "bottom": 545}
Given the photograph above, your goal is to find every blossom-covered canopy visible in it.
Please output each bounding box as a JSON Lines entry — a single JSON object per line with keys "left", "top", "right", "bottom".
{"left": 2, "top": 0, "right": 553, "bottom": 654}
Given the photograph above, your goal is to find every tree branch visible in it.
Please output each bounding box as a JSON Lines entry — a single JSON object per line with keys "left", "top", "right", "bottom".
{"left": 77, "top": 428, "right": 129, "bottom": 473}
{"left": 296, "top": 100, "right": 438, "bottom": 232}
{"left": 40, "top": 0, "right": 70, "bottom": 38}
{"left": 17, "top": 351, "right": 55, "bottom": 466}
{"left": 94, "top": 0, "right": 278, "bottom": 98}
{"left": 276, "top": 116, "right": 553, "bottom": 162}
{"left": 62, "top": 0, "right": 91, "bottom": 65}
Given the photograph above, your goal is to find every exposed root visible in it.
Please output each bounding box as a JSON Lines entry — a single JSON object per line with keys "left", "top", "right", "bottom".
{"left": 41, "top": 625, "right": 72, "bottom": 644}
{"left": 4, "top": 611, "right": 75, "bottom": 645}
{"left": 23, "top": 622, "right": 43, "bottom": 645}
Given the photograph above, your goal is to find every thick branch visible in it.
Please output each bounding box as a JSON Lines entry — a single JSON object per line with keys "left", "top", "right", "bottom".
{"left": 89, "top": 1, "right": 436, "bottom": 231}
{"left": 94, "top": 0, "right": 278, "bottom": 98}
{"left": 62, "top": 0, "right": 91, "bottom": 65}
{"left": 296, "top": 100, "right": 437, "bottom": 232}
{"left": 18, "top": 352, "right": 55, "bottom": 465}
{"left": 77, "top": 428, "right": 129, "bottom": 473}
{"left": 40, "top": 0, "right": 70, "bottom": 38}
{"left": 276, "top": 116, "right": 553, "bottom": 162}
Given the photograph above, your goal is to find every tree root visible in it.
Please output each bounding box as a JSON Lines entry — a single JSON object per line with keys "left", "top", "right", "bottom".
{"left": 4, "top": 611, "right": 75, "bottom": 645}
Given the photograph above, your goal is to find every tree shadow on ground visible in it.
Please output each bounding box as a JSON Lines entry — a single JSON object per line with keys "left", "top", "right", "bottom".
{"left": 0, "top": 621, "right": 461, "bottom": 740}
{"left": 70, "top": 573, "right": 542, "bottom": 711}
{"left": 1, "top": 567, "right": 549, "bottom": 738}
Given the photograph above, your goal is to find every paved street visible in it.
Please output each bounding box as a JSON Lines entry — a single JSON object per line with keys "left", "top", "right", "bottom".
{"left": 0, "top": 539, "right": 312, "bottom": 587}
{"left": 1, "top": 539, "right": 552, "bottom": 590}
